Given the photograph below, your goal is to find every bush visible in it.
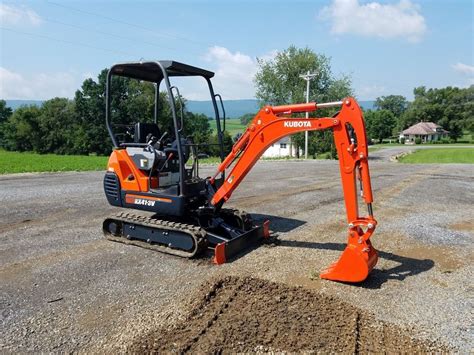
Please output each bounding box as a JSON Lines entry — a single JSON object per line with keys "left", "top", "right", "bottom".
{"left": 441, "top": 138, "right": 450, "bottom": 144}
{"left": 414, "top": 137, "right": 422, "bottom": 144}
{"left": 400, "top": 137, "right": 405, "bottom": 144}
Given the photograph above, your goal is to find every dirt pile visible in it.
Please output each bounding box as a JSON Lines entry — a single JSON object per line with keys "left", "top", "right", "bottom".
{"left": 131, "top": 276, "right": 447, "bottom": 353}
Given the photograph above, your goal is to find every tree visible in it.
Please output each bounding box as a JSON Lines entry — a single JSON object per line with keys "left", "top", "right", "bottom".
{"left": 447, "top": 120, "right": 463, "bottom": 142}
{"left": 1, "top": 99, "right": 78, "bottom": 153}
{"left": 254, "top": 45, "right": 352, "bottom": 157}
{"left": 401, "top": 85, "right": 474, "bottom": 141}
{"left": 74, "top": 69, "right": 164, "bottom": 155}
{"left": 74, "top": 70, "right": 111, "bottom": 155}
{"left": 207, "top": 130, "right": 233, "bottom": 157}
{"left": 183, "top": 111, "right": 212, "bottom": 148}
{"left": 0, "top": 100, "right": 13, "bottom": 147}
{"left": 36, "top": 98, "right": 76, "bottom": 154}
{"left": 364, "top": 109, "right": 397, "bottom": 143}
{"left": 239, "top": 113, "right": 255, "bottom": 125}
{"left": 2, "top": 105, "right": 42, "bottom": 151}
{"left": 0, "top": 100, "right": 12, "bottom": 124}
{"left": 374, "top": 95, "right": 408, "bottom": 118}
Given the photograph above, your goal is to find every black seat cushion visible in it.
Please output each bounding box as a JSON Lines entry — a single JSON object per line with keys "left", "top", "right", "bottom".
{"left": 134, "top": 123, "right": 161, "bottom": 143}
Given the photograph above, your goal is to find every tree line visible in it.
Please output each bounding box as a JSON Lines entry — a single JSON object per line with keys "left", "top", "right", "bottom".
{"left": 1, "top": 46, "right": 473, "bottom": 158}
{"left": 250, "top": 46, "right": 473, "bottom": 157}
{"left": 364, "top": 87, "right": 473, "bottom": 144}
{"left": 0, "top": 69, "right": 232, "bottom": 156}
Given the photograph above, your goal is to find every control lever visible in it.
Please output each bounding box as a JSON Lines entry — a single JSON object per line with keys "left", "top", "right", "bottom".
{"left": 156, "top": 131, "right": 168, "bottom": 146}
{"left": 146, "top": 131, "right": 168, "bottom": 149}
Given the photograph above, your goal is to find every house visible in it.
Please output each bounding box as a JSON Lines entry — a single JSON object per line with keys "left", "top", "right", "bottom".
{"left": 400, "top": 122, "right": 449, "bottom": 143}
{"left": 262, "top": 137, "right": 301, "bottom": 158}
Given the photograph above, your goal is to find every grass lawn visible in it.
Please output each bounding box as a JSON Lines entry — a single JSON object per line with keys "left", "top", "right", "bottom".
{"left": 0, "top": 150, "right": 108, "bottom": 174}
{"left": 209, "top": 118, "right": 247, "bottom": 136}
{"left": 198, "top": 156, "right": 222, "bottom": 164}
{"left": 399, "top": 148, "right": 474, "bottom": 164}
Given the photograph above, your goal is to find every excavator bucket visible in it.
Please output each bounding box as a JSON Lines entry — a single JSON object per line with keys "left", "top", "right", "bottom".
{"left": 320, "top": 230, "right": 378, "bottom": 283}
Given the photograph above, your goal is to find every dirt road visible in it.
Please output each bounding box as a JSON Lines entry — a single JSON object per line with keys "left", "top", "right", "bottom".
{"left": 1, "top": 155, "right": 473, "bottom": 352}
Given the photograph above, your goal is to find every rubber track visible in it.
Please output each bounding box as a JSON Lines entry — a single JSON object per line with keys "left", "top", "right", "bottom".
{"left": 103, "top": 211, "right": 207, "bottom": 258}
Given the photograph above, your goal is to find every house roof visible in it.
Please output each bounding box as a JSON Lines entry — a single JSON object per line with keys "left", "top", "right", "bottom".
{"left": 402, "top": 122, "right": 449, "bottom": 135}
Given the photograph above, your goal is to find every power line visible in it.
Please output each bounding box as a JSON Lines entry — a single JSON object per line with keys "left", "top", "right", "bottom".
{"left": 1, "top": 27, "right": 136, "bottom": 57}
{"left": 46, "top": 1, "right": 212, "bottom": 49}
{"left": 42, "top": 17, "right": 191, "bottom": 55}
{"left": 3, "top": 5, "right": 196, "bottom": 55}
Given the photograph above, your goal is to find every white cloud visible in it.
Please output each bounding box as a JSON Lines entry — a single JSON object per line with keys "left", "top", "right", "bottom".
{"left": 0, "top": 4, "right": 42, "bottom": 26}
{"left": 203, "top": 46, "right": 259, "bottom": 100}
{"left": 320, "top": 0, "right": 427, "bottom": 42}
{"left": 452, "top": 62, "right": 474, "bottom": 75}
{"left": 452, "top": 62, "right": 474, "bottom": 88}
{"left": 173, "top": 46, "right": 276, "bottom": 100}
{"left": 0, "top": 67, "right": 85, "bottom": 100}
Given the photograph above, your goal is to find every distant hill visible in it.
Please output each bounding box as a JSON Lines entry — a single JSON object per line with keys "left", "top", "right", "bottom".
{"left": 4, "top": 99, "right": 375, "bottom": 115}
{"left": 188, "top": 99, "right": 375, "bottom": 118}
{"left": 187, "top": 99, "right": 260, "bottom": 118}
{"left": 5, "top": 100, "right": 44, "bottom": 110}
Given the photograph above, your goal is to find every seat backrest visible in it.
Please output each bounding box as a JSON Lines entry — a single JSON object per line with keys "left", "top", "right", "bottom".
{"left": 134, "top": 122, "right": 161, "bottom": 143}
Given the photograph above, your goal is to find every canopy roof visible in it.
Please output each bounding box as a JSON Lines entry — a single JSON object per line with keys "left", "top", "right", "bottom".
{"left": 109, "top": 61, "right": 215, "bottom": 82}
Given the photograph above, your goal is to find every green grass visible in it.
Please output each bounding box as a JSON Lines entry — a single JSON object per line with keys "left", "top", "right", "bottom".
{"left": 398, "top": 148, "right": 474, "bottom": 164}
{"left": 209, "top": 118, "right": 247, "bottom": 136}
{"left": 0, "top": 150, "right": 109, "bottom": 174}
{"left": 198, "top": 156, "right": 222, "bottom": 164}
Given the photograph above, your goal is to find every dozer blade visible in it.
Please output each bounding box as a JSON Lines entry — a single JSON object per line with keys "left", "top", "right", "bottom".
{"left": 320, "top": 239, "right": 378, "bottom": 283}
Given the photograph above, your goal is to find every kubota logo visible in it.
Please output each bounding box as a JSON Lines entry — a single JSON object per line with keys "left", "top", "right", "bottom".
{"left": 284, "top": 121, "right": 311, "bottom": 128}
{"left": 134, "top": 198, "right": 155, "bottom": 207}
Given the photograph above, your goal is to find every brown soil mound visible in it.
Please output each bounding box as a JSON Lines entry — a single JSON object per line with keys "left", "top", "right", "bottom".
{"left": 131, "top": 276, "right": 447, "bottom": 353}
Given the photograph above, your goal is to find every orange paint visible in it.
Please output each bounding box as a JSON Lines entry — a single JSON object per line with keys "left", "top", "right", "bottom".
{"left": 210, "top": 97, "right": 378, "bottom": 282}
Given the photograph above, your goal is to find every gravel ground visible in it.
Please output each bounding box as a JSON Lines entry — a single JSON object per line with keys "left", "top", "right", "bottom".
{"left": 1, "top": 149, "right": 473, "bottom": 352}
{"left": 133, "top": 276, "right": 448, "bottom": 353}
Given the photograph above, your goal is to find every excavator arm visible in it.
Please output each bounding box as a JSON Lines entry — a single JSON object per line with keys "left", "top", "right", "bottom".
{"left": 208, "top": 97, "right": 378, "bottom": 283}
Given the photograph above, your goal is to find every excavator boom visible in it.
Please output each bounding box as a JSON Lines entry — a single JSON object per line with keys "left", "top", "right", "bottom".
{"left": 208, "top": 97, "right": 378, "bottom": 283}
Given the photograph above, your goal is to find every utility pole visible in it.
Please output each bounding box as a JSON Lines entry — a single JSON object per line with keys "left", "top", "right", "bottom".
{"left": 299, "top": 71, "right": 318, "bottom": 159}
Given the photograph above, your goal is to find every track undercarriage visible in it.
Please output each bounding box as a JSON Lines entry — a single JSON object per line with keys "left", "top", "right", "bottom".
{"left": 103, "top": 208, "right": 269, "bottom": 263}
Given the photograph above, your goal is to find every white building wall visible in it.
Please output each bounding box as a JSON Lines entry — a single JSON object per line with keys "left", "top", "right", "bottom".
{"left": 262, "top": 139, "right": 301, "bottom": 158}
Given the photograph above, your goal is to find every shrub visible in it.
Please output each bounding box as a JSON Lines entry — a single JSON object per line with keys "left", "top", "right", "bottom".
{"left": 414, "top": 137, "right": 422, "bottom": 144}
{"left": 400, "top": 137, "right": 405, "bottom": 144}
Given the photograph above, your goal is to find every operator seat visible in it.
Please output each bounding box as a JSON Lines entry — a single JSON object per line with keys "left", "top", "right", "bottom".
{"left": 134, "top": 122, "right": 161, "bottom": 144}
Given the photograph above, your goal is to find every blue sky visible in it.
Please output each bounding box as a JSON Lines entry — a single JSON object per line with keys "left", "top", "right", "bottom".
{"left": 0, "top": 0, "right": 473, "bottom": 101}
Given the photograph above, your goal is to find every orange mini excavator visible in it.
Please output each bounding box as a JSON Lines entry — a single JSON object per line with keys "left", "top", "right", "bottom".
{"left": 103, "top": 61, "right": 378, "bottom": 282}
